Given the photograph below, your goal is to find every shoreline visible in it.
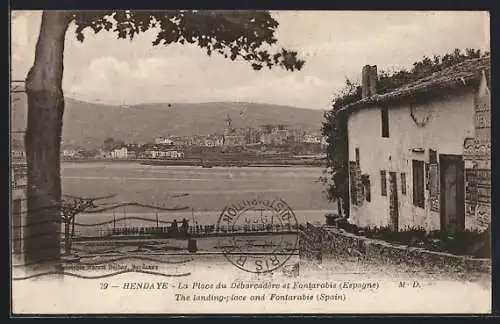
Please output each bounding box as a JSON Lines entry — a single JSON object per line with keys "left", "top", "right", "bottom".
{"left": 62, "top": 158, "right": 326, "bottom": 167}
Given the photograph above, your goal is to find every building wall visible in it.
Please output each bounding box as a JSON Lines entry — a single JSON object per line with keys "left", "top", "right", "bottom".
{"left": 12, "top": 160, "right": 27, "bottom": 256}
{"left": 11, "top": 83, "right": 28, "bottom": 257}
{"left": 347, "top": 91, "right": 476, "bottom": 231}
{"left": 463, "top": 71, "right": 491, "bottom": 231}
{"left": 260, "top": 133, "right": 272, "bottom": 145}
{"left": 224, "top": 135, "right": 246, "bottom": 146}
{"left": 155, "top": 137, "right": 174, "bottom": 145}
{"left": 63, "top": 149, "right": 79, "bottom": 158}
{"left": 111, "top": 147, "right": 128, "bottom": 159}
{"left": 148, "top": 150, "right": 184, "bottom": 159}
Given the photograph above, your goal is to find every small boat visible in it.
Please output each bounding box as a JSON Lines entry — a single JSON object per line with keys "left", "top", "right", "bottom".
{"left": 201, "top": 162, "right": 213, "bottom": 168}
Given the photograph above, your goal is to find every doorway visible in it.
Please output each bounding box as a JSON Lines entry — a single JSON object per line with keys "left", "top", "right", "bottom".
{"left": 389, "top": 172, "right": 399, "bottom": 231}
{"left": 439, "top": 154, "right": 465, "bottom": 233}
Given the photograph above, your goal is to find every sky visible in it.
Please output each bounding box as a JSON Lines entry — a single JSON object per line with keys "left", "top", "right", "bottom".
{"left": 11, "top": 11, "right": 490, "bottom": 110}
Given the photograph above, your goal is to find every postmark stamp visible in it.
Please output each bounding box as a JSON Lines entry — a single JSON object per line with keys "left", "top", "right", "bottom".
{"left": 216, "top": 198, "right": 299, "bottom": 273}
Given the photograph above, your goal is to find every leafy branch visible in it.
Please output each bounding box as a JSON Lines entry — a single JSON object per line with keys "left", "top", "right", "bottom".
{"left": 71, "top": 10, "right": 305, "bottom": 72}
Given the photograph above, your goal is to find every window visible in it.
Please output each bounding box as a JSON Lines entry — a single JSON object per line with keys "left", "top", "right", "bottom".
{"left": 401, "top": 172, "right": 407, "bottom": 195}
{"left": 355, "top": 148, "right": 360, "bottom": 163}
{"left": 412, "top": 160, "right": 425, "bottom": 208}
{"left": 381, "top": 106, "right": 389, "bottom": 138}
{"left": 380, "top": 170, "right": 387, "bottom": 196}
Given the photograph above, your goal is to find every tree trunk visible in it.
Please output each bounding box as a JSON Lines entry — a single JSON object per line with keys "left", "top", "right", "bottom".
{"left": 24, "top": 11, "right": 72, "bottom": 269}
{"left": 337, "top": 197, "right": 343, "bottom": 218}
{"left": 71, "top": 214, "right": 76, "bottom": 240}
{"left": 342, "top": 188, "right": 350, "bottom": 218}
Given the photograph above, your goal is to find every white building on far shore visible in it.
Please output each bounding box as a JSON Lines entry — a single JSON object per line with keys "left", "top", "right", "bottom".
{"left": 110, "top": 146, "right": 128, "bottom": 159}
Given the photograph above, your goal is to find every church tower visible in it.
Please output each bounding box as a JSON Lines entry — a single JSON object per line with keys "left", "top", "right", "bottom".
{"left": 224, "top": 114, "right": 233, "bottom": 137}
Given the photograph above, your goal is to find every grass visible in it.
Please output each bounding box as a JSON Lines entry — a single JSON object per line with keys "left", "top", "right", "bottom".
{"left": 326, "top": 214, "right": 490, "bottom": 259}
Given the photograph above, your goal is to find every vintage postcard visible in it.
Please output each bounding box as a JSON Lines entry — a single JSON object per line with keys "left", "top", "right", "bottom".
{"left": 10, "top": 10, "right": 491, "bottom": 314}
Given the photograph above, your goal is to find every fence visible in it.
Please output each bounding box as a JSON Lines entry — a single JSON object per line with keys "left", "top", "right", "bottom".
{"left": 72, "top": 217, "right": 300, "bottom": 241}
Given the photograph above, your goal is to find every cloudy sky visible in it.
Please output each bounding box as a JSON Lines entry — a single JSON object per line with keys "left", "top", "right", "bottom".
{"left": 11, "top": 11, "right": 489, "bottom": 109}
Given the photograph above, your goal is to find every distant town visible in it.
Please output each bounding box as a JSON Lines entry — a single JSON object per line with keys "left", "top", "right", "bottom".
{"left": 55, "top": 115, "right": 326, "bottom": 165}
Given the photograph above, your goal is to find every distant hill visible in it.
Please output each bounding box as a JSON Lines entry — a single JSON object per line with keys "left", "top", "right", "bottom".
{"left": 11, "top": 96, "right": 325, "bottom": 149}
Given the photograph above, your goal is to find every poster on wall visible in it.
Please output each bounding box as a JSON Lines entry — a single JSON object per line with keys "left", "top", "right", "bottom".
{"left": 355, "top": 164, "right": 364, "bottom": 206}
{"left": 476, "top": 169, "right": 491, "bottom": 204}
{"left": 465, "top": 169, "right": 478, "bottom": 210}
{"left": 475, "top": 202, "right": 491, "bottom": 230}
{"left": 471, "top": 69, "right": 491, "bottom": 230}
{"left": 429, "top": 164, "right": 439, "bottom": 212}
{"left": 428, "top": 149, "right": 439, "bottom": 212}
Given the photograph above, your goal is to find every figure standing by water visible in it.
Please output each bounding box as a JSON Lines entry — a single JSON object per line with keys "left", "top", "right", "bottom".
{"left": 170, "top": 219, "right": 178, "bottom": 237}
{"left": 333, "top": 169, "right": 348, "bottom": 218}
{"left": 180, "top": 218, "right": 189, "bottom": 237}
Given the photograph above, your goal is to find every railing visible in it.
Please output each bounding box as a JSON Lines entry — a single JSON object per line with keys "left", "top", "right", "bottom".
{"left": 72, "top": 222, "right": 301, "bottom": 241}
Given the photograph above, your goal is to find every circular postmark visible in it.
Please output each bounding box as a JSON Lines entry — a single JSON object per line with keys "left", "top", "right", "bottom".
{"left": 216, "top": 198, "right": 299, "bottom": 273}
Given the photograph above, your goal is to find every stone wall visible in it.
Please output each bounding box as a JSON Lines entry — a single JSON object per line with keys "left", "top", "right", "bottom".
{"left": 299, "top": 223, "right": 490, "bottom": 273}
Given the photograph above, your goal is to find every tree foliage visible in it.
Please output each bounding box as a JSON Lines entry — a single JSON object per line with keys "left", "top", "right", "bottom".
{"left": 71, "top": 10, "right": 305, "bottom": 71}
{"left": 321, "top": 48, "right": 488, "bottom": 211}
{"left": 102, "top": 137, "right": 124, "bottom": 151}
{"left": 377, "top": 48, "right": 487, "bottom": 94}
{"left": 320, "top": 79, "right": 360, "bottom": 216}
{"left": 60, "top": 194, "right": 116, "bottom": 254}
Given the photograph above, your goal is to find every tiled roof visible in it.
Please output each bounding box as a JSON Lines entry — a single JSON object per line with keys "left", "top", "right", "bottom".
{"left": 342, "top": 56, "right": 491, "bottom": 113}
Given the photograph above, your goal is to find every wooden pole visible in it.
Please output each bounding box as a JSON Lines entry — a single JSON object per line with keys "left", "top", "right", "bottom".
{"left": 71, "top": 213, "right": 76, "bottom": 241}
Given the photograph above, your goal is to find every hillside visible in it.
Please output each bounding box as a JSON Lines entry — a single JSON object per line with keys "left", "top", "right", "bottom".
{"left": 11, "top": 96, "right": 324, "bottom": 149}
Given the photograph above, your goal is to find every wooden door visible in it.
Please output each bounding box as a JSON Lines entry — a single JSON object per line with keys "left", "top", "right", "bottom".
{"left": 440, "top": 155, "right": 465, "bottom": 233}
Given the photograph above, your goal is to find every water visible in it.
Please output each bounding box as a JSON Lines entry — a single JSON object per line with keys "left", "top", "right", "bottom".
{"left": 62, "top": 162, "right": 335, "bottom": 232}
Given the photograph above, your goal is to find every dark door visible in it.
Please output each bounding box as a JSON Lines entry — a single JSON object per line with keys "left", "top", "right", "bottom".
{"left": 389, "top": 172, "right": 399, "bottom": 231}
{"left": 440, "top": 155, "right": 465, "bottom": 233}
{"left": 12, "top": 199, "right": 22, "bottom": 253}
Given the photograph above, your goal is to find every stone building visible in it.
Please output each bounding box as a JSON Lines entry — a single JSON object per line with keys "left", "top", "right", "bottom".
{"left": 223, "top": 114, "right": 246, "bottom": 147}
{"left": 342, "top": 56, "right": 490, "bottom": 233}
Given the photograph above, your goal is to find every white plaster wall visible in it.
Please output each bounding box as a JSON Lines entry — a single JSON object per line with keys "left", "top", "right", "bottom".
{"left": 347, "top": 92, "right": 475, "bottom": 231}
